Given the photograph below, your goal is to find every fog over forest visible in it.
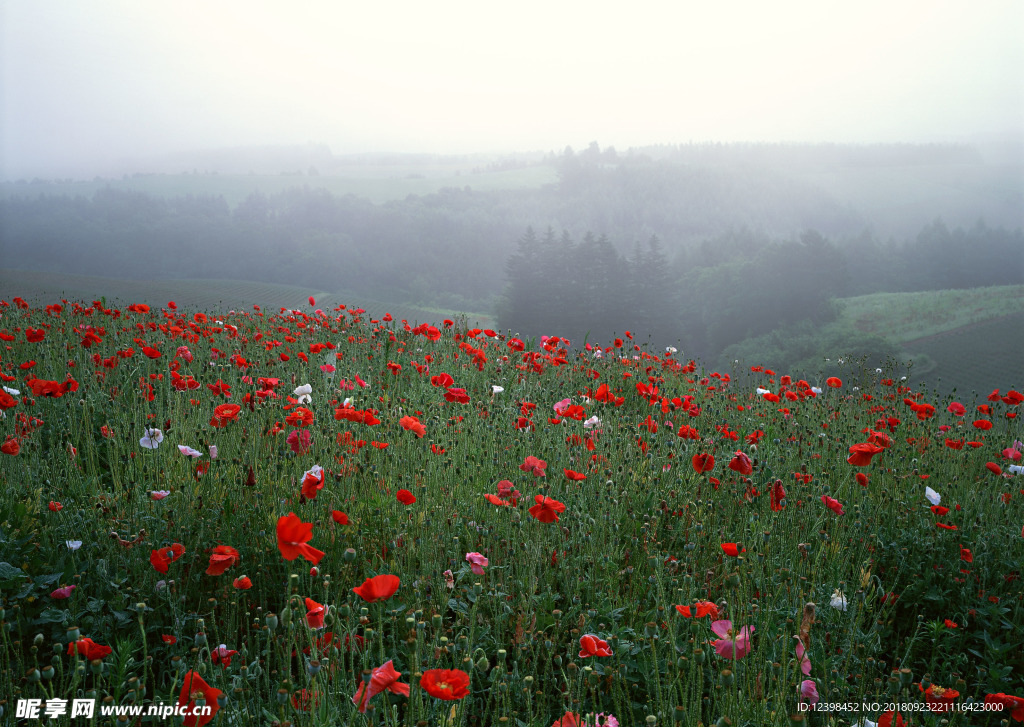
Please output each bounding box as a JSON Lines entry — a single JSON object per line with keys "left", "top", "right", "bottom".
{"left": 1, "top": 1, "right": 1022, "bottom": 394}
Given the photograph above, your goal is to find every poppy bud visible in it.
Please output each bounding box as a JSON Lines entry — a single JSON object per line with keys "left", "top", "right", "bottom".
{"left": 899, "top": 668, "right": 913, "bottom": 687}
{"left": 265, "top": 613, "right": 278, "bottom": 631}
{"left": 693, "top": 648, "right": 705, "bottom": 664}
{"left": 344, "top": 548, "right": 356, "bottom": 562}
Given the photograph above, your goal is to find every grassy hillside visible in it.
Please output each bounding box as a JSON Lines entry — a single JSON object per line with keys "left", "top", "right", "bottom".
{"left": 836, "top": 285, "right": 1024, "bottom": 343}
{"left": 835, "top": 285, "right": 1024, "bottom": 394}
{"left": 899, "top": 309, "right": 1024, "bottom": 396}
{"left": 0, "top": 268, "right": 496, "bottom": 328}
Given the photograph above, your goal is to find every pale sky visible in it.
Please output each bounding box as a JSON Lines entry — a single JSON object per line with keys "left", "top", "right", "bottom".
{"left": 2, "top": 0, "right": 1022, "bottom": 178}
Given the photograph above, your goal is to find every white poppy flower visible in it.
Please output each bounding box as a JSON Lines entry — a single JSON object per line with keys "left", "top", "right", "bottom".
{"left": 583, "top": 416, "right": 601, "bottom": 429}
{"left": 811, "top": 386, "right": 822, "bottom": 395}
{"left": 293, "top": 384, "right": 313, "bottom": 404}
{"left": 208, "top": 445, "right": 218, "bottom": 459}
{"left": 177, "top": 444, "right": 203, "bottom": 458}
{"left": 756, "top": 388, "right": 771, "bottom": 396}
{"left": 66, "top": 540, "right": 83, "bottom": 550}
{"left": 491, "top": 385, "right": 504, "bottom": 395}
{"left": 830, "top": 589, "right": 848, "bottom": 611}
{"left": 139, "top": 429, "right": 163, "bottom": 450}
{"left": 1009, "top": 464, "right": 1023, "bottom": 474}
{"left": 3, "top": 386, "right": 20, "bottom": 396}
{"left": 666, "top": 346, "right": 677, "bottom": 354}
{"left": 150, "top": 490, "right": 171, "bottom": 500}
{"left": 925, "top": 486, "right": 940, "bottom": 506}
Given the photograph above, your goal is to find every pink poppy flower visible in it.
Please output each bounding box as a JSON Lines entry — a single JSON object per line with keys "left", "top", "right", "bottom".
{"left": 51, "top": 585, "right": 77, "bottom": 599}
{"left": 287, "top": 429, "right": 312, "bottom": 455}
{"left": 465, "top": 552, "right": 488, "bottom": 575}
{"left": 710, "top": 620, "right": 754, "bottom": 660}
{"left": 795, "top": 637, "right": 811, "bottom": 675}
{"left": 800, "top": 679, "right": 819, "bottom": 707}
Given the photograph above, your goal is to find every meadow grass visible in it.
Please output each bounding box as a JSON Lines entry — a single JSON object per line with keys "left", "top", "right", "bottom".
{"left": 0, "top": 294, "right": 1021, "bottom": 727}
{"left": 836, "top": 285, "right": 1024, "bottom": 344}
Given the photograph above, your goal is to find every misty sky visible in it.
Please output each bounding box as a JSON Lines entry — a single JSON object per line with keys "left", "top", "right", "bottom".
{"left": 2, "top": 0, "right": 1022, "bottom": 179}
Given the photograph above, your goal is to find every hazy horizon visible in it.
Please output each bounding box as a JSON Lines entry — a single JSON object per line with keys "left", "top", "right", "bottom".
{"left": 3, "top": 0, "right": 1023, "bottom": 180}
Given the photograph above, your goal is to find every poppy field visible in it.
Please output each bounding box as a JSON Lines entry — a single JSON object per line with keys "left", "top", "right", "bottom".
{"left": 0, "top": 295, "right": 1022, "bottom": 727}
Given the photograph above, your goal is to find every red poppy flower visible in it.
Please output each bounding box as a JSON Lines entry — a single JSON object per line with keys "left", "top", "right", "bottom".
{"left": 211, "top": 644, "right": 239, "bottom": 667}
{"left": 986, "top": 462, "right": 1003, "bottom": 475}
{"left": 178, "top": 671, "right": 222, "bottom": 727}
{"left": 878, "top": 712, "right": 907, "bottom": 727}
{"left": 484, "top": 493, "right": 512, "bottom": 507}
{"left": 578, "top": 633, "right": 613, "bottom": 657}
{"left": 331, "top": 510, "right": 349, "bottom": 525}
{"left": 291, "top": 688, "right": 320, "bottom": 712}
{"left": 520, "top": 455, "right": 547, "bottom": 476}
{"left": 419, "top": 669, "right": 471, "bottom": 700}
{"left": 931, "top": 504, "right": 950, "bottom": 516}
{"left": 973, "top": 419, "right": 993, "bottom": 430}
{"left": 921, "top": 683, "right": 960, "bottom": 712}
{"left": 692, "top": 453, "right": 715, "bottom": 473}
{"left": 277, "top": 513, "right": 326, "bottom": 565}
{"left": 352, "top": 574, "right": 400, "bottom": 603}
{"left": 232, "top": 576, "right": 252, "bottom": 590}
{"left": 142, "top": 346, "right": 162, "bottom": 359}
{"left": 847, "top": 442, "right": 883, "bottom": 466}
{"left": 352, "top": 660, "right": 409, "bottom": 713}
{"left": 552, "top": 712, "right": 582, "bottom": 727}
{"left": 960, "top": 547, "right": 973, "bottom": 563}
{"left": 0, "top": 390, "right": 18, "bottom": 411}
{"left": 826, "top": 377, "right": 842, "bottom": 388}
{"left": 25, "top": 328, "right": 45, "bottom": 342}
{"left": 721, "top": 542, "right": 742, "bottom": 557}
{"left": 162, "top": 634, "right": 178, "bottom": 644}
{"left": 67, "top": 637, "right": 113, "bottom": 660}
{"left": 528, "top": 495, "right": 566, "bottom": 523}
{"left": 209, "top": 403, "right": 241, "bottom": 428}
{"left": 564, "top": 468, "right": 586, "bottom": 481}
{"left": 150, "top": 543, "right": 186, "bottom": 574}
{"left": 983, "top": 693, "right": 1024, "bottom": 721}
{"left": 430, "top": 373, "right": 455, "bottom": 388}
{"left": 48, "top": 501, "right": 63, "bottom": 512}
{"left": 676, "top": 600, "right": 719, "bottom": 619}
{"left": 947, "top": 402, "right": 966, "bottom": 416}
{"left": 399, "top": 415, "right": 426, "bottom": 438}
{"left": 285, "top": 407, "right": 315, "bottom": 427}
{"left": 821, "top": 495, "right": 845, "bottom": 515}
{"left": 444, "top": 387, "right": 470, "bottom": 404}
{"left": 396, "top": 489, "right": 416, "bottom": 505}
{"left": 205, "top": 545, "right": 240, "bottom": 576}
{"left": 1, "top": 437, "right": 20, "bottom": 456}
{"left": 728, "top": 451, "right": 753, "bottom": 476}
{"left": 305, "top": 597, "right": 327, "bottom": 629}
{"left": 856, "top": 472, "right": 869, "bottom": 487}
{"left": 770, "top": 480, "right": 786, "bottom": 511}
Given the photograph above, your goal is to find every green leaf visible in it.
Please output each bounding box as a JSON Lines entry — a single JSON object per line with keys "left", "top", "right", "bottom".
{"left": 0, "top": 561, "right": 26, "bottom": 580}
{"left": 35, "top": 607, "right": 69, "bottom": 624}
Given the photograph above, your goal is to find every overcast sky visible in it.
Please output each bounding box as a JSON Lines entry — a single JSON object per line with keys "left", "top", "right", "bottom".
{"left": 2, "top": 0, "right": 1022, "bottom": 179}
